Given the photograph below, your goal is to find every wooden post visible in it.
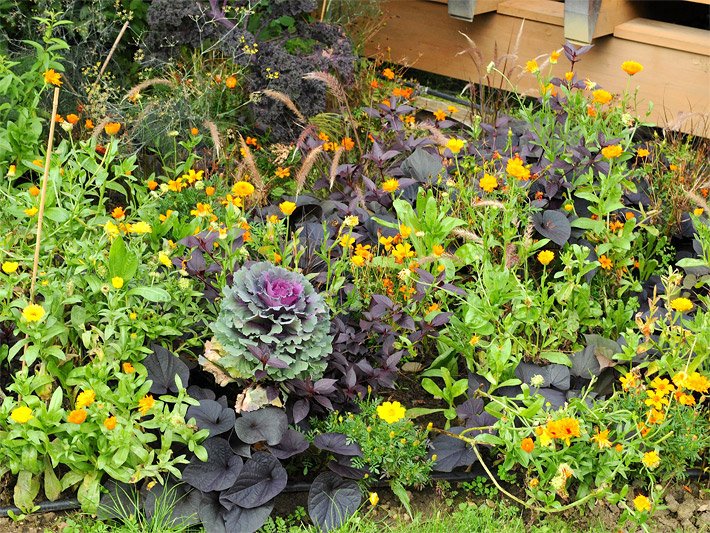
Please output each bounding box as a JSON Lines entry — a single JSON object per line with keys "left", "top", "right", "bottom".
{"left": 449, "top": 0, "right": 476, "bottom": 21}
{"left": 564, "top": 0, "right": 640, "bottom": 44}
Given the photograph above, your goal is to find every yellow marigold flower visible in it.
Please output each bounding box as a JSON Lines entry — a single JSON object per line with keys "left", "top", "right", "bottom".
{"left": 2, "top": 261, "right": 19, "bottom": 274}
{"left": 279, "top": 201, "right": 297, "bottom": 216}
{"left": 433, "top": 110, "right": 447, "bottom": 121}
{"left": 399, "top": 224, "right": 412, "bottom": 238}
{"left": 649, "top": 377, "right": 674, "bottom": 396}
{"left": 382, "top": 178, "right": 399, "bottom": 193}
{"left": 642, "top": 450, "right": 660, "bottom": 469}
{"left": 644, "top": 389, "right": 669, "bottom": 410}
{"left": 620, "top": 372, "right": 638, "bottom": 391}
{"left": 275, "top": 167, "right": 291, "bottom": 178}
{"left": 633, "top": 494, "right": 651, "bottom": 513}
{"left": 10, "top": 406, "right": 33, "bottom": 424}
{"left": 111, "top": 276, "right": 124, "bottom": 289}
{"left": 340, "top": 235, "right": 355, "bottom": 248}
{"left": 685, "top": 372, "right": 709, "bottom": 393}
{"left": 76, "top": 390, "right": 96, "bottom": 409}
{"left": 432, "top": 244, "right": 444, "bottom": 257}
{"left": 621, "top": 61, "right": 644, "bottom": 76}
{"left": 637, "top": 148, "right": 650, "bottom": 157}
{"left": 369, "top": 492, "right": 379, "bottom": 506}
{"left": 123, "top": 362, "right": 135, "bottom": 374}
{"left": 506, "top": 155, "right": 531, "bottom": 181}
{"left": 524, "top": 59, "right": 539, "bottom": 73}
{"left": 694, "top": 208, "right": 704, "bottom": 216}
{"left": 232, "top": 181, "right": 255, "bottom": 197}
{"left": 43, "top": 69, "right": 62, "bottom": 86}
{"left": 601, "top": 145, "right": 623, "bottom": 159}
{"left": 382, "top": 68, "right": 395, "bottom": 80}
{"left": 479, "top": 173, "right": 497, "bottom": 193}
{"left": 22, "top": 303, "right": 45, "bottom": 322}
{"left": 351, "top": 255, "right": 365, "bottom": 267}
{"left": 537, "top": 250, "right": 554, "bottom": 266}
{"left": 598, "top": 255, "right": 613, "bottom": 270}
{"left": 67, "top": 409, "right": 87, "bottom": 424}
{"left": 138, "top": 395, "right": 155, "bottom": 415}
{"left": 376, "top": 401, "right": 406, "bottom": 423}
{"left": 24, "top": 207, "right": 39, "bottom": 217}
{"left": 670, "top": 297, "right": 693, "bottom": 312}
{"left": 592, "top": 428, "right": 612, "bottom": 449}
{"left": 549, "top": 50, "right": 560, "bottom": 64}
{"left": 190, "top": 202, "right": 213, "bottom": 218}
{"left": 678, "top": 393, "right": 696, "bottom": 406}
{"left": 104, "top": 122, "right": 121, "bottom": 136}
{"left": 592, "top": 89, "right": 612, "bottom": 105}
{"left": 103, "top": 416, "right": 117, "bottom": 430}
{"left": 446, "top": 138, "right": 466, "bottom": 154}
{"left": 391, "top": 243, "right": 415, "bottom": 263}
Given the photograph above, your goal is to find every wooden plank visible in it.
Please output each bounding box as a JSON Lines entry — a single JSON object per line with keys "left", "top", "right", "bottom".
{"left": 366, "top": 1, "right": 710, "bottom": 135}
{"left": 565, "top": 0, "right": 640, "bottom": 44}
{"left": 496, "top": 0, "right": 564, "bottom": 26}
{"left": 614, "top": 18, "right": 710, "bottom": 56}
{"left": 428, "top": 0, "right": 500, "bottom": 13}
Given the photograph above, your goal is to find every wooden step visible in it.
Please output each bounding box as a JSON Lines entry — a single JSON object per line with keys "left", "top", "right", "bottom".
{"left": 614, "top": 18, "right": 710, "bottom": 56}
{"left": 496, "top": 0, "right": 564, "bottom": 27}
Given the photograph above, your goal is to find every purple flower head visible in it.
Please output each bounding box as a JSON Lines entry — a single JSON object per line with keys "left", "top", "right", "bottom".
{"left": 260, "top": 273, "right": 303, "bottom": 308}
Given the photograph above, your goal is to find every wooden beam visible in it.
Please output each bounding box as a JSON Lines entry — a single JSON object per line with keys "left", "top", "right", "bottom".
{"left": 496, "top": 0, "right": 564, "bottom": 27}
{"left": 366, "top": 1, "right": 710, "bottom": 135}
{"left": 564, "top": 0, "right": 640, "bottom": 44}
{"left": 428, "top": 0, "right": 500, "bottom": 13}
{"left": 614, "top": 18, "right": 710, "bottom": 56}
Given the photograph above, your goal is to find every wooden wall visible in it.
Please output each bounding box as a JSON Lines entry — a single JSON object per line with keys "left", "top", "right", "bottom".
{"left": 365, "top": 0, "right": 710, "bottom": 135}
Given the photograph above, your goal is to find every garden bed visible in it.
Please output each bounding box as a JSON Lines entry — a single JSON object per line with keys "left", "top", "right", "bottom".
{"left": 0, "top": 2, "right": 708, "bottom": 532}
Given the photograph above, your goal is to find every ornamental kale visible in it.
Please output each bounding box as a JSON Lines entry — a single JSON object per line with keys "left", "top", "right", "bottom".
{"left": 208, "top": 261, "right": 332, "bottom": 382}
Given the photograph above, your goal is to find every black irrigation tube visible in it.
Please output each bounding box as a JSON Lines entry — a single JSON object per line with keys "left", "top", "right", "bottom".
{"left": 0, "top": 467, "right": 705, "bottom": 516}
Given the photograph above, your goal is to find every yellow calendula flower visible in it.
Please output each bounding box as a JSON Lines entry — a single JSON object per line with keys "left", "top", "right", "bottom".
{"left": 158, "top": 251, "right": 172, "bottom": 268}
{"left": 479, "top": 173, "right": 497, "bottom": 193}
{"left": 591, "top": 428, "right": 612, "bottom": 449}
{"left": 123, "top": 362, "right": 135, "bottom": 374}
{"left": 43, "top": 69, "right": 62, "bottom": 86}
{"left": 2, "top": 261, "right": 19, "bottom": 274}
{"left": 669, "top": 297, "right": 693, "bottom": 312}
{"left": 24, "top": 207, "right": 39, "bottom": 217}
{"left": 376, "top": 401, "right": 406, "bottom": 424}
{"left": 22, "top": 303, "right": 45, "bottom": 322}
{"left": 128, "top": 221, "right": 152, "bottom": 234}
{"left": 10, "top": 406, "right": 33, "bottom": 424}
{"left": 592, "top": 89, "right": 612, "bottom": 105}
{"left": 104, "top": 220, "right": 120, "bottom": 238}
{"left": 382, "top": 178, "right": 399, "bottom": 193}
{"left": 642, "top": 450, "right": 660, "bottom": 469}
{"left": 537, "top": 250, "right": 554, "bottom": 266}
{"left": 111, "top": 276, "right": 124, "bottom": 289}
{"left": 633, "top": 494, "right": 651, "bottom": 513}
{"left": 601, "top": 145, "right": 623, "bottom": 159}
{"left": 369, "top": 492, "right": 379, "bottom": 506}
{"left": 621, "top": 61, "right": 643, "bottom": 76}
{"left": 67, "top": 409, "right": 87, "bottom": 424}
{"left": 232, "top": 181, "right": 255, "bottom": 197}
{"left": 76, "top": 390, "right": 96, "bottom": 409}
{"left": 524, "top": 59, "right": 539, "bottom": 73}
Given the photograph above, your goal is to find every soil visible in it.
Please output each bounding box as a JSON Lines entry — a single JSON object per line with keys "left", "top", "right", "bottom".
{"left": 0, "top": 512, "right": 67, "bottom": 532}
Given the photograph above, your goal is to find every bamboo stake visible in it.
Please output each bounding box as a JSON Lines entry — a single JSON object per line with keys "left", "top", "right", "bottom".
{"left": 29, "top": 87, "right": 61, "bottom": 302}
{"left": 98, "top": 20, "right": 130, "bottom": 81}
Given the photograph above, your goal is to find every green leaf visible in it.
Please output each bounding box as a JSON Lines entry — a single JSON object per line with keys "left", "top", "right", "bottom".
{"left": 78, "top": 471, "right": 101, "bottom": 513}
{"left": 13, "top": 470, "right": 40, "bottom": 512}
{"left": 405, "top": 407, "right": 444, "bottom": 419}
{"left": 540, "top": 351, "right": 571, "bottom": 367}
{"left": 390, "top": 480, "right": 413, "bottom": 518}
{"left": 473, "top": 433, "right": 504, "bottom": 446}
{"left": 44, "top": 463, "right": 62, "bottom": 501}
{"left": 108, "top": 236, "right": 138, "bottom": 281}
{"left": 126, "top": 287, "right": 171, "bottom": 302}
{"left": 421, "top": 378, "right": 443, "bottom": 399}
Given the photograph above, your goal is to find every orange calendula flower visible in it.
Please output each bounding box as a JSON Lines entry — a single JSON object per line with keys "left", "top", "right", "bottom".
{"left": 123, "top": 362, "right": 135, "bottom": 374}
{"left": 601, "top": 145, "right": 623, "bottom": 159}
{"left": 104, "top": 122, "right": 121, "bottom": 136}
{"left": 341, "top": 137, "right": 355, "bottom": 151}
{"left": 67, "top": 409, "right": 87, "bottom": 424}
{"left": 382, "top": 68, "right": 395, "bottom": 80}
{"left": 205, "top": 186, "right": 215, "bottom": 196}
{"left": 44, "top": 69, "right": 62, "bottom": 86}
{"left": 521, "top": 437, "right": 534, "bottom": 453}
{"left": 432, "top": 244, "right": 444, "bottom": 257}
{"left": 103, "top": 416, "right": 117, "bottom": 430}
{"left": 592, "top": 89, "right": 612, "bottom": 105}
{"left": 29, "top": 185, "right": 40, "bottom": 197}
{"left": 66, "top": 113, "right": 80, "bottom": 125}
{"left": 138, "top": 395, "right": 155, "bottom": 415}
{"left": 545, "top": 417, "right": 581, "bottom": 446}
{"left": 433, "top": 110, "right": 447, "bottom": 121}
{"left": 637, "top": 148, "right": 650, "bottom": 157}
{"left": 586, "top": 105, "right": 597, "bottom": 118}
{"left": 85, "top": 119, "right": 94, "bottom": 129}
{"left": 111, "top": 206, "right": 126, "bottom": 220}
{"left": 621, "top": 61, "right": 644, "bottom": 76}
{"left": 225, "top": 76, "right": 237, "bottom": 89}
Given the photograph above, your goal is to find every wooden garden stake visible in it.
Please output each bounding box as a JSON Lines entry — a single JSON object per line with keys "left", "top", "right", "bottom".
{"left": 98, "top": 20, "right": 130, "bottom": 81}
{"left": 29, "top": 86, "right": 61, "bottom": 302}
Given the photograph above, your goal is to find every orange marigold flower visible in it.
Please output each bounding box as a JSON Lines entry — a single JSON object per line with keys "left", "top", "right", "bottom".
{"left": 225, "top": 76, "right": 237, "bottom": 89}
{"left": 506, "top": 155, "right": 531, "bottom": 181}
{"left": 205, "top": 186, "right": 215, "bottom": 196}
{"left": 521, "top": 437, "right": 534, "bottom": 453}
{"left": 85, "top": 119, "right": 94, "bottom": 129}
{"left": 598, "top": 255, "right": 613, "bottom": 270}
{"left": 587, "top": 105, "right": 597, "bottom": 117}
{"left": 191, "top": 127, "right": 199, "bottom": 135}
{"left": 342, "top": 137, "right": 355, "bottom": 151}
{"left": 370, "top": 79, "right": 379, "bottom": 89}
{"left": 382, "top": 68, "right": 395, "bottom": 80}
{"left": 433, "top": 110, "right": 447, "bottom": 121}
{"left": 275, "top": 167, "right": 290, "bottom": 178}
{"left": 67, "top": 409, "right": 87, "bottom": 424}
